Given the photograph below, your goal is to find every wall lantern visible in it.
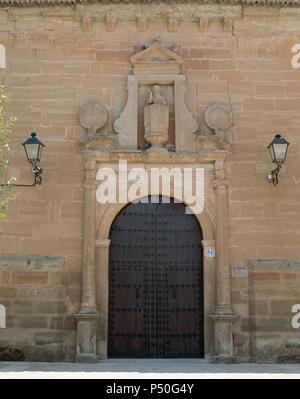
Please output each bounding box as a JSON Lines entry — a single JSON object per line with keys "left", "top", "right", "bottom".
{"left": 0, "top": 132, "right": 45, "bottom": 187}
{"left": 267, "top": 134, "right": 289, "bottom": 186}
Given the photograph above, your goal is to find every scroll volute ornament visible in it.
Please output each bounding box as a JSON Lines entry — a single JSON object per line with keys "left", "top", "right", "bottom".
{"left": 79, "top": 102, "right": 116, "bottom": 150}
{"left": 196, "top": 102, "right": 232, "bottom": 151}
{"left": 204, "top": 102, "right": 232, "bottom": 140}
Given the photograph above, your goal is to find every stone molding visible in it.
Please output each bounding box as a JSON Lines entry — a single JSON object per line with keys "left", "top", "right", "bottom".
{"left": 95, "top": 239, "right": 111, "bottom": 248}
{"left": 209, "top": 313, "right": 240, "bottom": 322}
{"left": 1, "top": 0, "right": 299, "bottom": 8}
{"left": 0, "top": 256, "right": 64, "bottom": 271}
{"left": 82, "top": 149, "right": 228, "bottom": 163}
{"left": 248, "top": 259, "right": 300, "bottom": 271}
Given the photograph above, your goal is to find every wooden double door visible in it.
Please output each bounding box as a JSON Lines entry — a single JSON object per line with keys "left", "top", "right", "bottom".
{"left": 108, "top": 197, "right": 204, "bottom": 358}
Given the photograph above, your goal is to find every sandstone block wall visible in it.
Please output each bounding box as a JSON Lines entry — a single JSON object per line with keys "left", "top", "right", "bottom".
{"left": 0, "top": 256, "right": 78, "bottom": 360}
{"left": 0, "top": 3, "right": 299, "bottom": 361}
{"left": 246, "top": 260, "right": 300, "bottom": 363}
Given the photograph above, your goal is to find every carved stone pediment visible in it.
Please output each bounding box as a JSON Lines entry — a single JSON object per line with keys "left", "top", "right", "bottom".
{"left": 114, "top": 39, "right": 198, "bottom": 151}
{"left": 130, "top": 41, "right": 183, "bottom": 75}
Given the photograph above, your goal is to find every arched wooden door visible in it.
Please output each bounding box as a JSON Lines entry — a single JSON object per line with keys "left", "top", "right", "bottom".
{"left": 108, "top": 197, "right": 204, "bottom": 358}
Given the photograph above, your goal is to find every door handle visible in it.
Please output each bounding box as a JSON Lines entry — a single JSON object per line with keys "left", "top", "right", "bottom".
{"left": 136, "top": 288, "right": 140, "bottom": 300}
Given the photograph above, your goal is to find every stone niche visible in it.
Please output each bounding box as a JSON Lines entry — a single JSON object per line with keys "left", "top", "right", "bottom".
{"left": 114, "top": 40, "right": 198, "bottom": 151}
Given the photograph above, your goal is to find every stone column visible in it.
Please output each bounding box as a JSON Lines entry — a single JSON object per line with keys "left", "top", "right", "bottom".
{"left": 210, "top": 159, "right": 238, "bottom": 363}
{"left": 74, "top": 159, "right": 100, "bottom": 363}
{"left": 201, "top": 239, "right": 216, "bottom": 357}
{"left": 95, "top": 238, "right": 111, "bottom": 360}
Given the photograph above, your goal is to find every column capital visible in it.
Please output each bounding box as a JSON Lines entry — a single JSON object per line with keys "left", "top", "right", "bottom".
{"left": 201, "top": 239, "right": 216, "bottom": 249}
{"left": 214, "top": 179, "right": 229, "bottom": 190}
{"left": 214, "top": 159, "right": 227, "bottom": 181}
{"left": 84, "top": 159, "right": 97, "bottom": 171}
{"left": 74, "top": 311, "right": 101, "bottom": 321}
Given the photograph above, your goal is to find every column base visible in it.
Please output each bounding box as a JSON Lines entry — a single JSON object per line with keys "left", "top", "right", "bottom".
{"left": 213, "top": 354, "right": 236, "bottom": 364}
{"left": 76, "top": 353, "right": 99, "bottom": 363}
{"left": 74, "top": 311, "right": 101, "bottom": 363}
{"left": 209, "top": 312, "right": 239, "bottom": 362}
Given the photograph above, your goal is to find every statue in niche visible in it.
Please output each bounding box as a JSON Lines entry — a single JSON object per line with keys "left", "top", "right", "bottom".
{"left": 147, "top": 85, "right": 167, "bottom": 105}
{"left": 144, "top": 85, "right": 169, "bottom": 151}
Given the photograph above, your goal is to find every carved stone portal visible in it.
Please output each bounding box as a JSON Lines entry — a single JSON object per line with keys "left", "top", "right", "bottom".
{"left": 113, "top": 40, "right": 198, "bottom": 151}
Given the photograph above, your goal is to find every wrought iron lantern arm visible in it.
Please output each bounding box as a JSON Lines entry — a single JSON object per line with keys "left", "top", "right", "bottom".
{"left": 268, "top": 163, "right": 282, "bottom": 186}
{"left": 267, "top": 134, "right": 289, "bottom": 186}
{"left": 0, "top": 162, "right": 42, "bottom": 187}
{"left": 0, "top": 132, "right": 45, "bottom": 187}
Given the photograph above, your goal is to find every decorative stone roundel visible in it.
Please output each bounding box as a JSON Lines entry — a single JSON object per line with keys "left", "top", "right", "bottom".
{"left": 204, "top": 102, "right": 232, "bottom": 132}
{"left": 79, "top": 102, "right": 108, "bottom": 135}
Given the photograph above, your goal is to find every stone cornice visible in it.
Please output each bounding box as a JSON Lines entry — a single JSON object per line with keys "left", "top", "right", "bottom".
{"left": 82, "top": 149, "right": 228, "bottom": 163}
{"left": 1, "top": 0, "right": 300, "bottom": 8}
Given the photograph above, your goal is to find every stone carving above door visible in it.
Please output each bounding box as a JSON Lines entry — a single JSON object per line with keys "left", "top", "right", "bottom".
{"left": 113, "top": 40, "right": 198, "bottom": 152}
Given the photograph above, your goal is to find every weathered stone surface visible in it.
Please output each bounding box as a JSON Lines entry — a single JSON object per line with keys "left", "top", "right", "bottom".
{"left": 248, "top": 259, "right": 300, "bottom": 271}
{"left": 0, "top": 347, "right": 25, "bottom": 362}
{"left": 50, "top": 317, "right": 63, "bottom": 330}
{"left": 36, "top": 287, "right": 64, "bottom": 300}
{"left": 36, "top": 302, "right": 67, "bottom": 314}
{"left": 17, "top": 316, "right": 48, "bottom": 329}
{"left": 0, "top": 256, "right": 65, "bottom": 272}
{"left": 0, "top": 1, "right": 300, "bottom": 364}
{"left": 35, "top": 332, "right": 65, "bottom": 346}
{"left": 79, "top": 102, "right": 108, "bottom": 137}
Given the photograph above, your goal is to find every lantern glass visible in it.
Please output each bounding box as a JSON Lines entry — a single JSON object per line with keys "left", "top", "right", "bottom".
{"left": 22, "top": 132, "right": 45, "bottom": 163}
{"left": 268, "top": 134, "right": 289, "bottom": 165}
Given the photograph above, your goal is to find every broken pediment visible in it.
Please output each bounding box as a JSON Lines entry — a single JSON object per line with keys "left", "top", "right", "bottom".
{"left": 131, "top": 41, "right": 183, "bottom": 75}
{"left": 114, "top": 40, "right": 198, "bottom": 151}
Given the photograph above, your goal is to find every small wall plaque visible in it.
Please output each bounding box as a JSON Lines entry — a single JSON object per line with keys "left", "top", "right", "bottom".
{"left": 231, "top": 266, "right": 248, "bottom": 278}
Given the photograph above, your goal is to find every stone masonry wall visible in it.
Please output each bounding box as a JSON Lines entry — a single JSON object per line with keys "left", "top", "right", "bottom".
{"left": 246, "top": 260, "right": 300, "bottom": 363}
{"left": 0, "top": 3, "right": 299, "bottom": 361}
{"left": 0, "top": 256, "right": 78, "bottom": 361}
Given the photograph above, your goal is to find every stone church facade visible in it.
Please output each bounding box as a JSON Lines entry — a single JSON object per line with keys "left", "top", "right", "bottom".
{"left": 0, "top": 0, "right": 300, "bottom": 363}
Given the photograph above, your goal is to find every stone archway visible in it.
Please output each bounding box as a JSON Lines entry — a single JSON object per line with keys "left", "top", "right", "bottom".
{"left": 107, "top": 196, "right": 205, "bottom": 358}
{"left": 74, "top": 156, "right": 238, "bottom": 363}
{"left": 96, "top": 194, "right": 215, "bottom": 360}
